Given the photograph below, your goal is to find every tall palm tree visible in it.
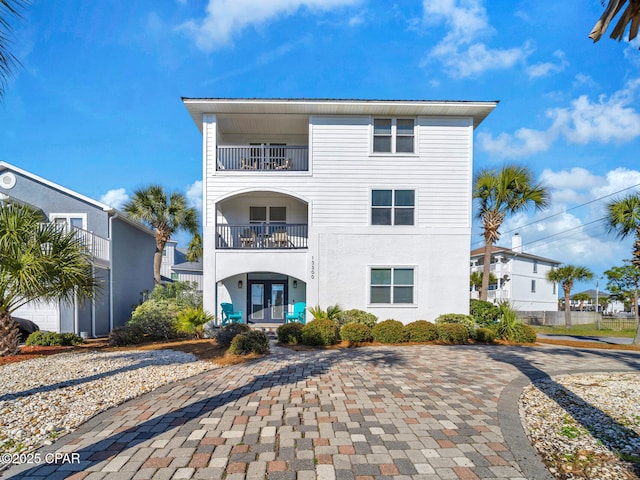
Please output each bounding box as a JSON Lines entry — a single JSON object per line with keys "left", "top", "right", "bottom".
{"left": 547, "top": 265, "right": 594, "bottom": 328}
{"left": 605, "top": 193, "right": 640, "bottom": 268}
{"left": 0, "top": 201, "right": 98, "bottom": 356}
{"left": 473, "top": 165, "right": 550, "bottom": 300}
{"left": 590, "top": 0, "right": 640, "bottom": 45}
{"left": 0, "top": 0, "right": 29, "bottom": 99}
{"left": 123, "top": 185, "right": 200, "bottom": 285}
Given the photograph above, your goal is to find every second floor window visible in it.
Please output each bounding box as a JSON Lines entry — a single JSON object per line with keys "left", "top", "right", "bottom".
{"left": 373, "top": 118, "right": 415, "bottom": 153}
{"left": 531, "top": 280, "right": 536, "bottom": 293}
{"left": 372, "top": 189, "right": 415, "bottom": 225}
{"left": 533, "top": 260, "right": 538, "bottom": 273}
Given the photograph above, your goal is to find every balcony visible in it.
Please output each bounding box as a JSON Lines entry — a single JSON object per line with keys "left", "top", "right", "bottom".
{"left": 45, "top": 223, "right": 110, "bottom": 267}
{"left": 217, "top": 145, "right": 308, "bottom": 171}
{"left": 217, "top": 224, "right": 308, "bottom": 249}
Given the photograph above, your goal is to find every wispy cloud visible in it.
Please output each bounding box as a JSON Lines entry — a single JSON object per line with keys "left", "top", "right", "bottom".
{"left": 100, "top": 188, "right": 129, "bottom": 209}
{"left": 180, "top": 0, "right": 360, "bottom": 51}
{"left": 479, "top": 79, "right": 640, "bottom": 157}
{"left": 421, "top": 0, "right": 532, "bottom": 78}
{"left": 526, "top": 50, "right": 568, "bottom": 79}
{"left": 186, "top": 180, "right": 203, "bottom": 212}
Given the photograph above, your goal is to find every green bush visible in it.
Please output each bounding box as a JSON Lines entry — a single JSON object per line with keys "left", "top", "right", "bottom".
{"left": 435, "top": 313, "right": 477, "bottom": 335}
{"left": 406, "top": 320, "right": 437, "bottom": 342}
{"left": 372, "top": 319, "right": 408, "bottom": 344}
{"left": 228, "top": 330, "right": 270, "bottom": 355}
{"left": 108, "top": 324, "right": 144, "bottom": 346}
{"left": 512, "top": 323, "right": 537, "bottom": 343}
{"left": 339, "top": 323, "right": 372, "bottom": 343}
{"left": 174, "top": 307, "right": 214, "bottom": 338}
{"left": 336, "top": 309, "right": 378, "bottom": 329}
{"left": 25, "top": 331, "right": 85, "bottom": 346}
{"left": 215, "top": 323, "right": 251, "bottom": 348}
{"left": 148, "top": 281, "right": 202, "bottom": 308}
{"left": 473, "top": 327, "right": 496, "bottom": 344}
{"left": 129, "top": 299, "right": 180, "bottom": 340}
{"left": 308, "top": 304, "right": 343, "bottom": 322}
{"left": 436, "top": 323, "right": 469, "bottom": 344}
{"left": 276, "top": 322, "right": 304, "bottom": 344}
{"left": 301, "top": 319, "right": 339, "bottom": 346}
{"left": 470, "top": 299, "right": 501, "bottom": 326}
{"left": 494, "top": 301, "right": 519, "bottom": 341}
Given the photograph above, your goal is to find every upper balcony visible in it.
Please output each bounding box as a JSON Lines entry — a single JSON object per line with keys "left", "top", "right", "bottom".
{"left": 45, "top": 223, "right": 110, "bottom": 267}
{"left": 217, "top": 145, "right": 308, "bottom": 172}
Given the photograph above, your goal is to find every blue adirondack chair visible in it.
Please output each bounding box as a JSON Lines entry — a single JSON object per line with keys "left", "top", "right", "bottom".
{"left": 286, "top": 302, "right": 306, "bottom": 324}
{"left": 220, "top": 302, "right": 243, "bottom": 325}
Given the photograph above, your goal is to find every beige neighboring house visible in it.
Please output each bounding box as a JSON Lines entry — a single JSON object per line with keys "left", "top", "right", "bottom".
{"left": 470, "top": 233, "right": 560, "bottom": 311}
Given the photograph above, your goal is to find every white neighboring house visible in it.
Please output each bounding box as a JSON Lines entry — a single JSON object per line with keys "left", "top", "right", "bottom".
{"left": 160, "top": 240, "right": 203, "bottom": 290}
{"left": 569, "top": 289, "right": 626, "bottom": 314}
{"left": 470, "top": 234, "right": 560, "bottom": 311}
{"left": 183, "top": 98, "right": 498, "bottom": 325}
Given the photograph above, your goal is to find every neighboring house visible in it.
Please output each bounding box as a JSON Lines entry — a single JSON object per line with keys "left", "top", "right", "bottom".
{"left": 161, "top": 240, "right": 203, "bottom": 290}
{"left": 0, "top": 162, "right": 156, "bottom": 336}
{"left": 570, "top": 289, "right": 625, "bottom": 314}
{"left": 182, "top": 98, "right": 497, "bottom": 324}
{"left": 470, "top": 234, "right": 560, "bottom": 311}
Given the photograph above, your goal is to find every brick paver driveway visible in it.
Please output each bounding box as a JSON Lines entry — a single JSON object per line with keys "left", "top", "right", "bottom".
{"left": 3, "top": 343, "right": 640, "bottom": 479}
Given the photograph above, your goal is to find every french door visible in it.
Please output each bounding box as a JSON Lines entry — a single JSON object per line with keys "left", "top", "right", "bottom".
{"left": 248, "top": 280, "right": 287, "bottom": 323}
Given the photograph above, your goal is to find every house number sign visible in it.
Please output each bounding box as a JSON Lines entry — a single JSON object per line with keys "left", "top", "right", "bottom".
{"left": 311, "top": 256, "right": 315, "bottom": 280}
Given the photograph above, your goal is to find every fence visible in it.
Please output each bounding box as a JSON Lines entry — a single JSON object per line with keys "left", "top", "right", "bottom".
{"left": 519, "top": 310, "right": 638, "bottom": 330}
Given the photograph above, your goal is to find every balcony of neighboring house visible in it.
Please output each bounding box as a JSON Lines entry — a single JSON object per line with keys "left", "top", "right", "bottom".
{"left": 217, "top": 145, "right": 308, "bottom": 172}
{"left": 46, "top": 223, "right": 110, "bottom": 267}
{"left": 215, "top": 191, "right": 308, "bottom": 250}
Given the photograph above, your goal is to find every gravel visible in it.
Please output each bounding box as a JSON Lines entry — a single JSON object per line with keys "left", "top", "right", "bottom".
{"left": 0, "top": 350, "right": 220, "bottom": 456}
{"left": 521, "top": 372, "right": 640, "bottom": 479}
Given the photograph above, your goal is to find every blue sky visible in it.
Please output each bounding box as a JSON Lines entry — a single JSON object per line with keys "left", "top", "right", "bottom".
{"left": 3, "top": 0, "right": 640, "bottom": 290}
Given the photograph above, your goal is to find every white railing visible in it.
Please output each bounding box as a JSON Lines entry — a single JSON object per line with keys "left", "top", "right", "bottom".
{"left": 217, "top": 145, "right": 308, "bottom": 171}
{"left": 217, "top": 223, "right": 308, "bottom": 249}
{"left": 43, "top": 223, "right": 110, "bottom": 266}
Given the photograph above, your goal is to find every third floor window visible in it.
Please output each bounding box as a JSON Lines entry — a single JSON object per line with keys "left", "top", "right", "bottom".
{"left": 373, "top": 118, "right": 415, "bottom": 154}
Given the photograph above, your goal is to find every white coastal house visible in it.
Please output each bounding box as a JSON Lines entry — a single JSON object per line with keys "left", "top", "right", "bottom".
{"left": 470, "top": 233, "right": 560, "bottom": 311}
{"left": 182, "top": 98, "right": 497, "bottom": 325}
{"left": 160, "top": 240, "right": 203, "bottom": 290}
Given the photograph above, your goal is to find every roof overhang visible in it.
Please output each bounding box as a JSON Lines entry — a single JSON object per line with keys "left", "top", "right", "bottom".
{"left": 182, "top": 98, "right": 499, "bottom": 134}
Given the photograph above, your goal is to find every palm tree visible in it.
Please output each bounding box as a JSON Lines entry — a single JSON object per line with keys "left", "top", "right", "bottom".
{"left": 547, "top": 265, "right": 594, "bottom": 328}
{"left": 473, "top": 165, "right": 550, "bottom": 300}
{"left": 0, "top": 0, "right": 29, "bottom": 99}
{"left": 590, "top": 1, "right": 640, "bottom": 45}
{"left": 186, "top": 232, "right": 202, "bottom": 263}
{"left": 605, "top": 193, "right": 640, "bottom": 268}
{"left": 123, "top": 185, "right": 200, "bottom": 285}
{"left": 572, "top": 292, "right": 592, "bottom": 311}
{"left": 0, "top": 202, "right": 98, "bottom": 356}
{"left": 470, "top": 271, "right": 497, "bottom": 300}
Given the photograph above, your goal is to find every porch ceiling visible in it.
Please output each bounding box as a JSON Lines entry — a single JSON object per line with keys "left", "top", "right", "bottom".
{"left": 217, "top": 113, "right": 309, "bottom": 136}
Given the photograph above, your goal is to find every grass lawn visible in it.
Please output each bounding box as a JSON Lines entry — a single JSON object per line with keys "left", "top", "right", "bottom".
{"left": 533, "top": 323, "right": 637, "bottom": 338}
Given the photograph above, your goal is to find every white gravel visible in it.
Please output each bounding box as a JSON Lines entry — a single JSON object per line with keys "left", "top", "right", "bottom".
{"left": 521, "top": 372, "right": 640, "bottom": 479}
{"left": 0, "top": 350, "right": 220, "bottom": 455}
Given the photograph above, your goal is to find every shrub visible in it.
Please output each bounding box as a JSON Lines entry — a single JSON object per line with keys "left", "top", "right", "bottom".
{"left": 340, "top": 323, "right": 372, "bottom": 343}
{"left": 129, "top": 299, "right": 180, "bottom": 340}
{"left": 512, "top": 323, "right": 537, "bottom": 344}
{"left": 494, "top": 301, "right": 519, "bottom": 341}
{"left": 336, "top": 309, "right": 378, "bottom": 329}
{"left": 406, "top": 320, "right": 437, "bottom": 342}
{"left": 215, "top": 323, "right": 251, "bottom": 348}
{"left": 308, "top": 304, "right": 343, "bottom": 322}
{"left": 277, "top": 322, "right": 304, "bottom": 344}
{"left": 372, "top": 319, "right": 408, "bottom": 344}
{"left": 174, "top": 307, "right": 214, "bottom": 338}
{"left": 108, "top": 324, "right": 144, "bottom": 346}
{"left": 470, "top": 299, "right": 501, "bottom": 327}
{"left": 301, "top": 319, "right": 339, "bottom": 346}
{"left": 149, "top": 281, "right": 202, "bottom": 308}
{"left": 25, "top": 331, "right": 85, "bottom": 346}
{"left": 228, "top": 330, "right": 270, "bottom": 355}
{"left": 435, "top": 313, "right": 477, "bottom": 335}
{"left": 473, "top": 327, "right": 496, "bottom": 344}
{"left": 436, "top": 323, "right": 469, "bottom": 344}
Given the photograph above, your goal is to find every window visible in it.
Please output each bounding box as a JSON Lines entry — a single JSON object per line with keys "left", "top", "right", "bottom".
{"left": 531, "top": 280, "right": 536, "bottom": 293}
{"left": 373, "top": 118, "right": 415, "bottom": 153}
{"left": 533, "top": 260, "right": 538, "bottom": 273}
{"left": 371, "top": 189, "right": 415, "bottom": 225}
{"left": 171, "top": 273, "right": 179, "bottom": 281}
{"left": 370, "top": 267, "right": 414, "bottom": 304}
{"left": 250, "top": 206, "right": 286, "bottom": 224}
{"left": 553, "top": 282, "right": 556, "bottom": 295}
{"left": 50, "top": 214, "right": 86, "bottom": 231}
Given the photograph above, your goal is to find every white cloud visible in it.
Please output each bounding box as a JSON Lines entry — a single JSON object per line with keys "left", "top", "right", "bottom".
{"left": 186, "top": 180, "right": 203, "bottom": 212}
{"left": 180, "top": 0, "right": 360, "bottom": 50}
{"left": 100, "top": 188, "right": 129, "bottom": 209}
{"left": 421, "top": 0, "right": 532, "bottom": 78}
{"left": 526, "top": 50, "right": 567, "bottom": 79}
{"left": 479, "top": 80, "right": 640, "bottom": 158}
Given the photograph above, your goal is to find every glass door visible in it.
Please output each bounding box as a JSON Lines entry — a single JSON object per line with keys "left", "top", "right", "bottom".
{"left": 248, "top": 280, "right": 287, "bottom": 323}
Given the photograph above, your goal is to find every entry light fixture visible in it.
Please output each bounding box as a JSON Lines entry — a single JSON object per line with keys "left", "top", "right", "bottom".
{"left": 238, "top": 280, "right": 243, "bottom": 289}
{"left": 293, "top": 280, "right": 298, "bottom": 288}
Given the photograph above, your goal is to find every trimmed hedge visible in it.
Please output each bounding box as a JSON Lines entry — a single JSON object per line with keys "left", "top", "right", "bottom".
{"left": 470, "top": 299, "right": 501, "bottom": 326}
{"left": 435, "top": 323, "right": 469, "bottom": 344}
{"left": 340, "top": 323, "right": 372, "bottom": 343}
{"left": 337, "top": 309, "right": 378, "bottom": 329}
{"left": 129, "top": 299, "right": 180, "bottom": 340}
{"left": 108, "top": 324, "right": 144, "bottom": 346}
{"left": 26, "top": 331, "right": 85, "bottom": 347}
{"left": 512, "top": 323, "right": 537, "bottom": 343}
{"left": 301, "top": 319, "right": 339, "bottom": 346}
{"left": 277, "top": 322, "right": 304, "bottom": 344}
{"left": 434, "top": 313, "right": 477, "bottom": 335}
{"left": 406, "top": 320, "right": 437, "bottom": 342}
{"left": 473, "top": 327, "right": 496, "bottom": 344}
{"left": 215, "top": 323, "right": 251, "bottom": 348}
{"left": 372, "top": 319, "right": 408, "bottom": 344}
{"left": 228, "top": 330, "right": 270, "bottom": 355}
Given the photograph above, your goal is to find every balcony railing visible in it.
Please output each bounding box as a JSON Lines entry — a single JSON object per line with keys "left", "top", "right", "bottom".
{"left": 217, "top": 224, "right": 308, "bottom": 249}
{"left": 216, "top": 145, "right": 308, "bottom": 171}
{"left": 44, "top": 223, "right": 110, "bottom": 266}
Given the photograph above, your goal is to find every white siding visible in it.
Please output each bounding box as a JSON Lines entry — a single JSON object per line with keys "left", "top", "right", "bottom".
{"left": 14, "top": 301, "right": 59, "bottom": 332}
